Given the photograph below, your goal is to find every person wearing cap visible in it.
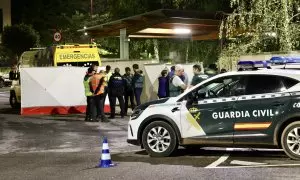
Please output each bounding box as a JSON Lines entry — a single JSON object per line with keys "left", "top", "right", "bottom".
{"left": 169, "top": 64, "right": 187, "bottom": 97}
{"left": 83, "top": 66, "right": 95, "bottom": 122}
{"left": 108, "top": 68, "right": 125, "bottom": 118}
{"left": 89, "top": 67, "right": 109, "bottom": 122}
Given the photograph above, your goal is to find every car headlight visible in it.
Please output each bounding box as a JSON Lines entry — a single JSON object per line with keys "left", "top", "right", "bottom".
{"left": 131, "top": 108, "right": 144, "bottom": 120}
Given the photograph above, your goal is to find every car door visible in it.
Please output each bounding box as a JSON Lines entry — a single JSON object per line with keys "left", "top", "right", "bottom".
{"left": 233, "top": 75, "right": 292, "bottom": 145}
{"left": 180, "top": 75, "right": 245, "bottom": 145}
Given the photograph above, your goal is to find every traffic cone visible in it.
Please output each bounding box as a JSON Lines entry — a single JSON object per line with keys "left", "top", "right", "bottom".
{"left": 98, "top": 137, "right": 116, "bottom": 168}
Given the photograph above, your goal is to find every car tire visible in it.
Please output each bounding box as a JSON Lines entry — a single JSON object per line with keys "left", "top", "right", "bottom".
{"left": 142, "top": 121, "right": 178, "bottom": 157}
{"left": 10, "top": 91, "right": 20, "bottom": 109}
{"left": 281, "top": 121, "right": 300, "bottom": 160}
{"left": 0, "top": 79, "right": 4, "bottom": 88}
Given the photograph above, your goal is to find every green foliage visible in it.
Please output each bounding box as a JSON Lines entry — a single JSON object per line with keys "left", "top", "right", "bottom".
{"left": 10, "top": 0, "right": 230, "bottom": 64}
{"left": 12, "top": 0, "right": 109, "bottom": 45}
{"left": 221, "top": 0, "right": 300, "bottom": 53}
{"left": 130, "top": 39, "right": 154, "bottom": 59}
{"left": 219, "top": 0, "right": 300, "bottom": 69}
{"left": 0, "top": 45, "right": 13, "bottom": 67}
{"left": 1, "top": 24, "right": 40, "bottom": 59}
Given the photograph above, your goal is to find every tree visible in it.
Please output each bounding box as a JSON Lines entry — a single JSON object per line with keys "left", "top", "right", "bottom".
{"left": 1, "top": 24, "right": 40, "bottom": 61}
{"left": 219, "top": 0, "right": 300, "bottom": 69}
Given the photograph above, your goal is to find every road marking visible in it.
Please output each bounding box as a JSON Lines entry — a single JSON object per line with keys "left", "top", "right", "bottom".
{"left": 208, "top": 163, "right": 300, "bottom": 169}
{"left": 205, "top": 154, "right": 229, "bottom": 168}
{"left": 230, "top": 160, "right": 267, "bottom": 166}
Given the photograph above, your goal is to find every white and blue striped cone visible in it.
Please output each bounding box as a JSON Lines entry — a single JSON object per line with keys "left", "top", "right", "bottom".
{"left": 98, "top": 137, "right": 115, "bottom": 168}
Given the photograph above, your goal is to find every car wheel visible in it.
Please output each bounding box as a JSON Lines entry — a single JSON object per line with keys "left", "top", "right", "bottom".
{"left": 10, "top": 91, "right": 20, "bottom": 109}
{"left": 142, "top": 121, "right": 178, "bottom": 157}
{"left": 0, "top": 79, "right": 4, "bottom": 88}
{"left": 281, "top": 121, "right": 300, "bottom": 160}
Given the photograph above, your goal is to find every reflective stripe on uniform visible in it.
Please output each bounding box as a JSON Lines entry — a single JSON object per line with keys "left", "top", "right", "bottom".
{"left": 83, "top": 76, "right": 92, "bottom": 96}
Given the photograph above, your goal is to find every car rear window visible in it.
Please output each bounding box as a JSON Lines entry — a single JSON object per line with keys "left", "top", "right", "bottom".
{"left": 282, "top": 77, "right": 299, "bottom": 89}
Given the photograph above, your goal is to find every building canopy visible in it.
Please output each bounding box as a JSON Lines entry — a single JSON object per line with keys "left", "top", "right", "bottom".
{"left": 79, "top": 9, "right": 225, "bottom": 41}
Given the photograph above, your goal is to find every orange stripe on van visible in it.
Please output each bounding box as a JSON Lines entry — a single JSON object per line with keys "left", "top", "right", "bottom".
{"left": 234, "top": 122, "right": 271, "bottom": 130}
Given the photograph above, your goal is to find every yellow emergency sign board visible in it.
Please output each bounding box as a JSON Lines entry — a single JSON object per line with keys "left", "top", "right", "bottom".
{"left": 54, "top": 44, "right": 101, "bottom": 64}
{"left": 57, "top": 53, "right": 97, "bottom": 61}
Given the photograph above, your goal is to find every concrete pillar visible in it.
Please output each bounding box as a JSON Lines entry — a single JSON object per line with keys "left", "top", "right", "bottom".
{"left": 120, "top": 28, "right": 129, "bottom": 60}
{"left": 0, "top": 0, "right": 11, "bottom": 29}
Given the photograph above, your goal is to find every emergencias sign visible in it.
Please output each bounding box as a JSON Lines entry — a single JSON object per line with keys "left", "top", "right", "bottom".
{"left": 57, "top": 53, "right": 96, "bottom": 61}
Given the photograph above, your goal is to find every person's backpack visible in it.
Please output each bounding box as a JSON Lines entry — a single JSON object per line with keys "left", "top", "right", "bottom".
{"left": 134, "top": 75, "right": 144, "bottom": 89}
{"left": 123, "top": 75, "right": 133, "bottom": 91}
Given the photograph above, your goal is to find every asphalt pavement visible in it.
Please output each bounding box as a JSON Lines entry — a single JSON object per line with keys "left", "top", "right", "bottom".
{"left": 0, "top": 89, "right": 300, "bottom": 180}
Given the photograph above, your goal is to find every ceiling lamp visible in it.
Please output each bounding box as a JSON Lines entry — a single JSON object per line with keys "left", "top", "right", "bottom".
{"left": 174, "top": 28, "right": 191, "bottom": 34}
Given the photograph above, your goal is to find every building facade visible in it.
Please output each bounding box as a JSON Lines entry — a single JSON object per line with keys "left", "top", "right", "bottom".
{"left": 0, "top": 0, "right": 11, "bottom": 33}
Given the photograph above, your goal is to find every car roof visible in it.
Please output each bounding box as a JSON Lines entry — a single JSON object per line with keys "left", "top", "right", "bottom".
{"left": 220, "top": 69, "right": 300, "bottom": 80}
{"left": 177, "top": 69, "right": 300, "bottom": 100}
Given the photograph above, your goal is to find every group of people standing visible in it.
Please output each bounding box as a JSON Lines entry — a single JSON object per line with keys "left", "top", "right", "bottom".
{"left": 157, "top": 63, "right": 222, "bottom": 98}
{"left": 83, "top": 64, "right": 144, "bottom": 122}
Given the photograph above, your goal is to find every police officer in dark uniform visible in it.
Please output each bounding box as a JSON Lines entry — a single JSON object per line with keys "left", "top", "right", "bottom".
{"left": 190, "top": 64, "right": 209, "bottom": 87}
{"left": 108, "top": 68, "right": 125, "bottom": 119}
{"left": 122, "top": 67, "right": 135, "bottom": 116}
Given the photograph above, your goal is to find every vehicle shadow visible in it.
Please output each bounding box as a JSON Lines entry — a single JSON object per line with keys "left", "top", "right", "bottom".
{"left": 110, "top": 148, "right": 290, "bottom": 167}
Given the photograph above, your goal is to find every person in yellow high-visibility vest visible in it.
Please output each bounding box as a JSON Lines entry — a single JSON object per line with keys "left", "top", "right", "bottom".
{"left": 83, "top": 67, "right": 95, "bottom": 122}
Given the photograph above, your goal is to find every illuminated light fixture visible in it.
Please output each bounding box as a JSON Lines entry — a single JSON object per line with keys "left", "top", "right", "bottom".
{"left": 174, "top": 28, "right": 191, "bottom": 34}
{"left": 270, "top": 32, "right": 276, "bottom": 37}
{"left": 84, "top": 32, "right": 88, "bottom": 36}
{"left": 84, "top": 26, "right": 87, "bottom": 29}
{"left": 265, "top": 32, "right": 276, "bottom": 37}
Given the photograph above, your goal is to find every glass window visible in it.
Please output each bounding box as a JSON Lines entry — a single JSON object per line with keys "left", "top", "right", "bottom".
{"left": 245, "top": 75, "right": 285, "bottom": 95}
{"left": 282, "top": 77, "right": 299, "bottom": 89}
{"left": 184, "top": 76, "right": 246, "bottom": 104}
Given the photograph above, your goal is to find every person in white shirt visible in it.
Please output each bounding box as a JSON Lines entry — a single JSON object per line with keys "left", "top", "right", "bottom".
{"left": 169, "top": 64, "right": 187, "bottom": 97}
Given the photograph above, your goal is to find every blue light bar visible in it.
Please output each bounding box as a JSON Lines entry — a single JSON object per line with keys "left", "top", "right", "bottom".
{"left": 237, "top": 60, "right": 271, "bottom": 69}
{"left": 270, "top": 56, "right": 286, "bottom": 64}
{"left": 270, "top": 56, "right": 300, "bottom": 64}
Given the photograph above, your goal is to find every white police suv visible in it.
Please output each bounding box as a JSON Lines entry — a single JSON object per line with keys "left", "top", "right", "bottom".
{"left": 127, "top": 68, "right": 300, "bottom": 159}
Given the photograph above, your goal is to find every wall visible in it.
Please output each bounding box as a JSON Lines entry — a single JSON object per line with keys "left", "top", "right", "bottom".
{"left": 0, "top": 0, "right": 11, "bottom": 31}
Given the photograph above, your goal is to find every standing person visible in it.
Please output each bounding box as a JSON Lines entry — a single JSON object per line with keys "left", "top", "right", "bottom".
{"left": 122, "top": 67, "right": 135, "bottom": 116}
{"left": 180, "top": 70, "right": 189, "bottom": 91}
{"left": 108, "top": 68, "right": 125, "bottom": 119}
{"left": 169, "top": 64, "right": 187, "bottom": 97}
{"left": 83, "top": 67, "right": 95, "bottom": 122}
{"left": 190, "top": 64, "right": 209, "bottom": 88}
{"left": 157, "top": 70, "right": 168, "bottom": 99}
{"left": 90, "top": 67, "right": 109, "bottom": 122}
{"left": 103, "top": 65, "right": 113, "bottom": 111}
{"left": 205, "top": 64, "right": 218, "bottom": 78}
{"left": 132, "top": 64, "right": 144, "bottom": 106}
{"left": 220, "top": 68, "right": 227, "bottom": 73}
{"left": 9, "top": 65, "right": 20, "bottom": 80}
{"left": 166, "top": 66, "right": 175, "bottom": 97}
